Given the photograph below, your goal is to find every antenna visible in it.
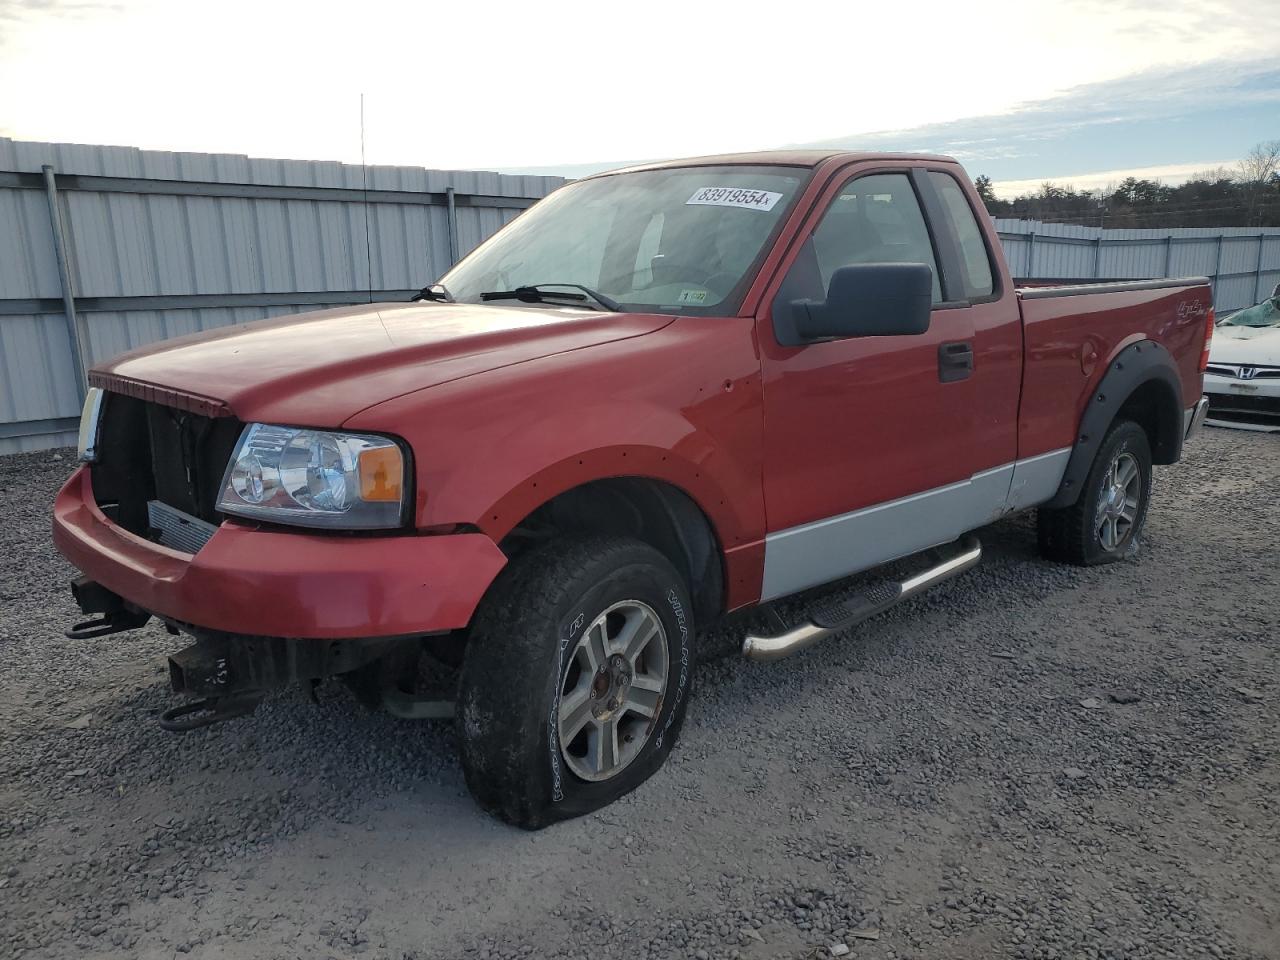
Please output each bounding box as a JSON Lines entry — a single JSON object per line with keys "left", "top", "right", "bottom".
{"left": 360, "top": 92, "right": 373, "bottom": 303}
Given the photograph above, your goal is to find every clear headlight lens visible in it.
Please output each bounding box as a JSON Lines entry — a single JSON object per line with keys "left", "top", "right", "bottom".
{"left": 217, "top": 424, "right": 407, "bottom": 529}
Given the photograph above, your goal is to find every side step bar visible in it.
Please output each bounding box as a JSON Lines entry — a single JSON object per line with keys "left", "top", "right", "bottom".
{"left": 742, "top": 536, "right": 982, "bottom": 662}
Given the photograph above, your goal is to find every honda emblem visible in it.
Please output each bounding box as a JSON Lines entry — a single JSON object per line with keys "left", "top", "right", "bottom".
{"left": 1236, "top": 367, "right": 1257, "bottom": 380}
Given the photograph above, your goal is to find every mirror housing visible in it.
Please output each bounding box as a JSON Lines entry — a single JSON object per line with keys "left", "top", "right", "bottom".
{"left": 791, "top": 262, "right": 933, "bottom": 342}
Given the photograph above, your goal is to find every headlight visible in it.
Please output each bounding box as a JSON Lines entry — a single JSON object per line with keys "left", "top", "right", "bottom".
{"left": 217, "top": 424, "right": 408, "bottom": 529}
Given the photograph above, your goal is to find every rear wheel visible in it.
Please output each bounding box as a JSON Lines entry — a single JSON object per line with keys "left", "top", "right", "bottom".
{"left": 457, "top": 536, "right": 696, "bottom": 829}
{"left": 1038, "top": 419, "right": 1153, "bottom": 565}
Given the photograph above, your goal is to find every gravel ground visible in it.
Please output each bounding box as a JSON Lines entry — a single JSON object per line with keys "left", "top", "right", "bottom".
{"left": 1, "top": 430, "right": 1277, "bottom": 960}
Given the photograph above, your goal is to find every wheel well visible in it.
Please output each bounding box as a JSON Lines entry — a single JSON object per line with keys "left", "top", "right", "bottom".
{"left": 1116, "top": 378, "right": 1182, "bottom": 465}
{"left": 1042, "top": 340, "right": 1184, "bottom": 510}
{"left": 497, "top": 477, "right": 725, "bottom": 625}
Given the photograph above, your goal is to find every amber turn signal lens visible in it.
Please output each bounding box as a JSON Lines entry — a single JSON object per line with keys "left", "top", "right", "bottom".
{"left": 358, "top": 446, "right": 403, "bottom": 502}
{"left": 1200, "top": 308, "right": 1215, "bottom": 372}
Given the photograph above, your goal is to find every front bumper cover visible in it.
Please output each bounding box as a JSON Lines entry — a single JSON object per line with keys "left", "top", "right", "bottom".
{"left": 52, "top": 467, "right": 507, "bottom": 640}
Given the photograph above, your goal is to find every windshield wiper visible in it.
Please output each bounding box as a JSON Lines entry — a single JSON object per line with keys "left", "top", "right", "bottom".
{"left": 410, "top": 283, "right": 453, "bottom": 303}
{"left": 479, "top": 284, "right": 623, "bottom": 312}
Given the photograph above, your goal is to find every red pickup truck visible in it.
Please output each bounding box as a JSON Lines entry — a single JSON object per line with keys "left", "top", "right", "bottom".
{"left": 54, "top": 151, "right": 1213, "bottom": 828}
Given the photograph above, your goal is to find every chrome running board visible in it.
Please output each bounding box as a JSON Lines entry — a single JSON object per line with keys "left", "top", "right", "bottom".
{"left": 742, "top": 536, "right": 983, "bottom": 662}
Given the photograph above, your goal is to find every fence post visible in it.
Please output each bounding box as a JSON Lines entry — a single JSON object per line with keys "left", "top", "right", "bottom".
{"left": 1162, "top": 235, "right": 1173, "bottom": 278}
{"left": 1093, "top": 234, "right": 1103, "bottom": 278}
{"left": 1212, "top": 235, "right": 1224, "bottom": 303}
{"left": 446, "top": 186, "right": 459, "bottom": 266}
{"left": 1255, "top": 234, "right": 1267, "bottom": 304}
{"left": 41, "top": 164, "right": 87, "bottom": 403}
{"left": 1026, "top": 231, "right": 1036, "bottom": 276}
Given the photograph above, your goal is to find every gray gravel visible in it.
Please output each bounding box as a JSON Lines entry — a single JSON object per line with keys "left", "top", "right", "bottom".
{"left": 1, "top": 429, "right": 1277, "bottom": 960}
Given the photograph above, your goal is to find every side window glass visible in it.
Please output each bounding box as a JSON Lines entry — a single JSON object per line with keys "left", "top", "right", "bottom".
{"left": 927, "top": 172, "right": 995, "bottom": 298}
{"left": 811, "top": 173, "right": 942, "bottom": 303}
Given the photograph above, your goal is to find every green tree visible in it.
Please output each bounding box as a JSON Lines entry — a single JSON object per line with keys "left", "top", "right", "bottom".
{"left": 973, "top": 174, "right": 997, "bottom": 206}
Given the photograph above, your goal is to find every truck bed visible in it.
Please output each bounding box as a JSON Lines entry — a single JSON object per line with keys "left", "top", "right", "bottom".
{"left": 1014, "top": 276, "right": 1213, "bottom": 458}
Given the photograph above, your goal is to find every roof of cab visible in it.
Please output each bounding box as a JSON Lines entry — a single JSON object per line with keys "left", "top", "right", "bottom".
{"left": 592, "top": 150, "right": 959, "bottom": 177}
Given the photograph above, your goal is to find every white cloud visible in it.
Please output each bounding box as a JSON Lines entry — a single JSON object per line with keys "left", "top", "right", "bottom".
{"left": 0, "top": 0, "right": 1277, "bottom": 169}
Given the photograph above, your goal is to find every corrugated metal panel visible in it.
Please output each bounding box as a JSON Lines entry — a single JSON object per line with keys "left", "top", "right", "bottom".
{"left": 0, "top": 188, "right": 61, "bottom": 298}
{"left": 0, "top": 136, "right": 564, "bottom": 453}
{"left": 5, "top": 430, "right": 79, "bottom": 453}
{"left": 994, "top": 219, "right": 1280, "bottom": 312}
{"left": 0, "top": 313, "right": 80, "bottom": 425}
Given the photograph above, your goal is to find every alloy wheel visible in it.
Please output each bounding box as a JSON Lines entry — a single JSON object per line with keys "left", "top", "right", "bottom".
{"left": 556, "top": 600, "right": 668, "bottom": 782}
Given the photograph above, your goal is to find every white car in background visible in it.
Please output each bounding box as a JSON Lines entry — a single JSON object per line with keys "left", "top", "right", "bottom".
{"left": 1205, "top": 284, "right": 1280, "bottom": 432}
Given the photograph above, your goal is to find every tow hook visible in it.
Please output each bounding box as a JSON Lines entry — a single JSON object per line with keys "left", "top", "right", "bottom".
{"left": 158, "top": 694, "right": 264, "bottom": 732}
{"left": 65, "top": 609, "right": 151, "bottom": 640}
{"left": 65, "top": 577, "right": 151, "bottom": 639}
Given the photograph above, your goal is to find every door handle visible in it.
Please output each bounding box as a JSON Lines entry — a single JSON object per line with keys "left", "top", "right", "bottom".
{"left": 938, "top": 341, "right": 974, "bottom": 383}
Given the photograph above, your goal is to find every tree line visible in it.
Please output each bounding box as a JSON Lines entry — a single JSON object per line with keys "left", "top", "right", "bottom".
{"left": 976, "top": 140, "right": 1280, "bottom": 229}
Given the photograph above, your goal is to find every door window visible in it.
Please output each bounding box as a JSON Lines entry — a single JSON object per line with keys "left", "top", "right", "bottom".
{"left": 811, "top": 173, "right": 942, "bottom": 303}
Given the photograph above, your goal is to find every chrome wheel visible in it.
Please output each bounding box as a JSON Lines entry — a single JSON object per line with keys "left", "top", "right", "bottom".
{"left": 557, "top": 600, "right": 668, "bottom": 783}
{"left": 1095, "top": 451, "right": 1142, "bottom": 552}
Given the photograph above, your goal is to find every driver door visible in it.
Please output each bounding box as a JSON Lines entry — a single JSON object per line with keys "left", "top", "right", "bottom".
{"left": 757, "top": 168, "right": 1014, "bottom": 600}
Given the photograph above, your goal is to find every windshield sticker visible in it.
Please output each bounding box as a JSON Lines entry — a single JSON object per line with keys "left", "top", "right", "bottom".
{"left": 677, "top": 289, "right": 708, "bottom": 304}
{"left": 686, "top": 186, "right": 783, "bottom": 212}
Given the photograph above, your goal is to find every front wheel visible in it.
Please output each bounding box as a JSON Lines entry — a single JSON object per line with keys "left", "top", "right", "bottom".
{"left": 1037, "top": 419, "right": 1153, "bottom": 565}
{"left": 458, "top": 536, "right": 696, "bottom": 829}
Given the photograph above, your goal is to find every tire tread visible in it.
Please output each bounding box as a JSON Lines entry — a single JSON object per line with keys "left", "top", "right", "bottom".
{"left": 1037, "top": 419, "right": 1152, "bottom": 566}
{"left": 458, "top": 536, "right": 688, "bottom": 828}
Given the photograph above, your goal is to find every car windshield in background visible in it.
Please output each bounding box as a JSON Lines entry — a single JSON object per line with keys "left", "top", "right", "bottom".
{"left": 439, "top": 165, "right": 808, "bottom": 315}
{"left": 1222, "top": 290, "right": 1280, "bottom": 327}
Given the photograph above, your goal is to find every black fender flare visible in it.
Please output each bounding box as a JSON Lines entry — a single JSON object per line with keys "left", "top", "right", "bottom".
{"left": 1043, "top": 339, "right": 1184, "bottom": 509}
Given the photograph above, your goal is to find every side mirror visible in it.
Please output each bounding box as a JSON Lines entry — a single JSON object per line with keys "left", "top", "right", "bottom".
{"left": 792, "top": 262, "right": 933, "bottom": 341}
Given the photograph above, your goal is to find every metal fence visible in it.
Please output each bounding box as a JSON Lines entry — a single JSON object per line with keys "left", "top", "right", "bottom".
{"left": 994, "top": 219, "right": 1280, "bottom": 314}
{"left": 0, "top": 137, "right": 565, "bottom": 453}
{"left": 4, "top": 137, "right": 1280, "bottom": 454}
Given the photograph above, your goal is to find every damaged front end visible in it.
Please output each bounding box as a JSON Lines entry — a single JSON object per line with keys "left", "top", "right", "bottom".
{"left": 66, "top": 575, "right": 413, "bottom": 731}
{"left": 55, "top": 387, "right": 500, "bottom": 732}
{"left": 161, "top": 630, "right": 403, "bottom": 731}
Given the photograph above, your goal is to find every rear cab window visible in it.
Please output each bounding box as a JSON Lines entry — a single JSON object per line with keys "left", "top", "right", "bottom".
{"left": 926, "top": 172, "right": 996, "bottom": 300}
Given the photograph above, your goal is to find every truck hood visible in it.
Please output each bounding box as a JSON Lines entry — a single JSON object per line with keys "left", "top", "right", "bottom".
{"left": 93, "top": 301, "right": 675, "bottom": 425}
{"left": 1210, "top": 323, "right": 1280, "bottom": 367}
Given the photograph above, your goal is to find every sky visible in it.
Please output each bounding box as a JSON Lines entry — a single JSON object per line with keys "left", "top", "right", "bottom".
{"left": 0, "top": 0, "right": 1277, "bottom": 197}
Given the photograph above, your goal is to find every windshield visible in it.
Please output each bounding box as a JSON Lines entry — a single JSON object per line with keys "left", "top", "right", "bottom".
{"left": 1222, "top": 289, "right": 1280, "bottom": 328}
{"left": 439, "top": 165, "right": 809, "bottom": 315}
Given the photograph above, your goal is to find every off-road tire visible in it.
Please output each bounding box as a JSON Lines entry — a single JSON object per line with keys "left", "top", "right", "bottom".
{"left": 1037, "top": 419, "right": 1153, "bottom": 565}
{"left": 458, "top": 536, "right": 696, "bottom": 829}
